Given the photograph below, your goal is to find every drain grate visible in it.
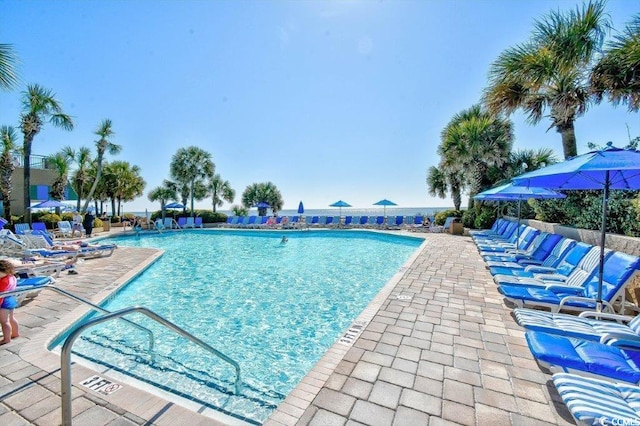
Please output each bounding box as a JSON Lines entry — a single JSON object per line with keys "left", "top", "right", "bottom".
{"left": 339, "top": 320, "right": 368, "bottom": 345}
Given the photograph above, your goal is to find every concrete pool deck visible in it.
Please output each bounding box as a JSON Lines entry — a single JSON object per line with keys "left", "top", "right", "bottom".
{"left": 0, "top": 230, "right": 575, "bottom": 425}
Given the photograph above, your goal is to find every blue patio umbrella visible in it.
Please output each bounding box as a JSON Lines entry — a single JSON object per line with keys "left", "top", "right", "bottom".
{"left": 165, "top": 202, "right": 185, "bottom": 209}
{"left": 329, "top": 200, "right": 351, "bottom": 217}
{"left": 28, "top": 199, "right": 69, "bottom": 209}
{"left": 474, "top": 183, "right": 566, "bottom": 248}
{"left": 373, "top": 199, "right": 397, "bottom": 216}
{"left": 297, "top": 201, "right": 304, "bottom": 214}
{"left": 255, "top": 201, "right": 270, "bottom": 208}
{"left": 511, "top": 142, "right": 640, "bottom": 310}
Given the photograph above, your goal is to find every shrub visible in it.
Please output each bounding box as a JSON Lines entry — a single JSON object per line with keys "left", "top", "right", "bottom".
{"left": 434, "top": 209, "right": 463, "bottom": 226}
{"left": 197, "top": 210, "right": 226, "bottom": 223}
{"left": 94, "top": 218, "right": 103, "bottom": 228}
{"left": 111, "top": 216, "right": 121, "bottom": 223}
{"left": 40, "top": 213, "right": 62, "bottom": 228}
{"left": 474, "top": 209, "right": 496, "bottom": 230}
{"left": 461, "top": 210, "right": 476, "bottom": 229}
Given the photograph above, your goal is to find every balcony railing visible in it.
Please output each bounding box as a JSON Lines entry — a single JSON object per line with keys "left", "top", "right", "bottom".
{"left": 12, "top": 153, "right": 52, "bottom": 170}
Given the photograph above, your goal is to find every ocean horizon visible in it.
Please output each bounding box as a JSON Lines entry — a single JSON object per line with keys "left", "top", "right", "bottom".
{"left": 127, "top": 206, "right": 454, "bottom": 218}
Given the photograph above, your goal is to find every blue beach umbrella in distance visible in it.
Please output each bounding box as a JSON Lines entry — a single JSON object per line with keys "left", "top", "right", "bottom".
{"left": 474, "top": 183, "right": 566, "bottom": 249}
{"left": 165, "top": 202, "right": 185, "bottom": 209}
{"left": 297, "top": 201, "right": 304, "bottom": 214}
{"left": 373, "top": 198, "right": 397, "bottom": 216}
{"left": 329, "top": 200, "right": 351, "bottom": 217}
{"left": 511, "top": 142, "right": 640, "bottom": 311}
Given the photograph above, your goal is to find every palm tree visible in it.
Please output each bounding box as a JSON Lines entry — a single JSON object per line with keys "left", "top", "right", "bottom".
{"left": 506, "top": 147, "right": 558, "bottom": 179}
{"left": 67, "top": 146, "right": 93, "bottom": 212}
{"left": 20, "top": 84, "right": 74, "bottom": 222}
{"left": 426, "top": 166, "right": 464, "bottom": 211}
{"left": 241, "top": 182, "right": 283, "bottom": 215}
{"left": 169, "top": 146, "right": 214, "bottom": 214}
{"left": 483, "top": 0, "right": 609, "bottom": 159}
{"left": 0, "top": 126, "right": 19, "bottom": 219}
{"left": 83, "top": 119, "right": 121, "bottom": 212}
{"left": 590, "top": 14, "right": 640, "bottom": 111}
{"left": 208, "top": 174, "right": 235, "bottom": 212}
{"left": 46, "top": 151, "right": 72, "bottom": 216}
{"left": 0, "top": 44, "right": 19, "bottom": 90}
{"left": 148, "top": 182, "right": 177, "bottom": 220}
{"left": 438, "top": 105, "right": 513, "bottom": 201}
{"left": 103, "top": 161, "right": 145, "bottom": 216}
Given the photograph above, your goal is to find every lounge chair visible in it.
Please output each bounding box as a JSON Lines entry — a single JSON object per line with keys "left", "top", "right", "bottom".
{"left": 493, "top": 242, "right": 595, "bottom": 285}
{"left": 14, "top": 223, "right": 31, "bottom": 235}
{"left": 469, "top": 218, "right": 506, "bottom": 238}
{"left": 184, "top": 217, "right": 195, "bottom": 228}
{"left": 222, "top": 216, "right": 236, "bottom": 227}
{"left": 325, "top": 216, "right": 333, "bottom": 226}
{"left": 177, "top": 217, "right": 187, "bottom": 228}
{"left": 475, "top": 224, "right": 530, "bottom": 252}
{"left": 343, "top": 216, "right": 353, "bottom": 227}
{"left": 514, "top": 308, "right": 640, "bottom": 343}
{"left": 13, "top": 275, "right": 56, "bottom": 304}
{"left": 375, "top": 216, "right": 385, "bottom": 227}
{"left": 56, "top": 221, "right": 74, "bottom": 238}
{"left": 483, "top": 232, "right": 559, "bottom": 263}
{"left": 23, "top": 232, "right": 117, "bottom": 259}
{"left": 32, "top": 222, "right": 54, "bottom": 238}
{"left": 194, "top": 217, "right": 203, "bottom": 228}
{"left": 525, "top": 330, "right": 640, "bottom": 384}
{"left": 498, "top": 250, "right": 640, "bottom": 313}
{"left": 359, "top": 216, "right": 369, "bottom": 226}
{"left": 473, "top": 220, "right": 518, "bottom": 243}
{"left": 552, "top": 373, "right": 640, "bottom": 425}
{"left": 488, "top": 237, "right": 577, "bottom": 277}
{"left": 10, "top": 257, "right": 71, "bottom": 279}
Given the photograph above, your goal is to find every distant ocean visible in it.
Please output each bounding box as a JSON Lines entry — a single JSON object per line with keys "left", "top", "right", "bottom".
{"left": 127, "top": 207, "right": 453, "bottom": 218}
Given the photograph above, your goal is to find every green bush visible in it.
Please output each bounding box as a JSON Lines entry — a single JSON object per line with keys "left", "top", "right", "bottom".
{"left": 461, "top": 210, "right": 476, "bottom": 228}
{"left": 196, "top": 210, "right": 227, "bottom": 223}
{"left": 434, "top": 209, "right": 463, "bottom": 226}
{"left": 474, "top": 209, "right": 496, "bottom": 230}
{"left": 111, "top": 216, "right": 121, "bottom": 223}
{"left": 94, "top": 218, "right": 103, "bottom": 227}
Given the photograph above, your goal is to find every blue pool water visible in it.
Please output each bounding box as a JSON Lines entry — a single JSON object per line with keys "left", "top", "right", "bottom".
{"left": 53, "top": 230, "right": 423, "bottom": 424}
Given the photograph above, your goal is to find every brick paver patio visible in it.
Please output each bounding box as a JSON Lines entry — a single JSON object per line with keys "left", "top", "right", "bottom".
{"left": 0, "top": 230, "right": 575, "bottom": 425}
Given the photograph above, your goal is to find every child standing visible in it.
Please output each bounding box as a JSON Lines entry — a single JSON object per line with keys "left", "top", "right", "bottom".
{"left": 0, "top": 260, "right": 19, "bottom": 345}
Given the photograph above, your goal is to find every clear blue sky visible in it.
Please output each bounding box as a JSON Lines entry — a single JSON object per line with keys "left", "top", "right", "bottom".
{"left": 1, "top": 0, "right": 638, "bottom": 212}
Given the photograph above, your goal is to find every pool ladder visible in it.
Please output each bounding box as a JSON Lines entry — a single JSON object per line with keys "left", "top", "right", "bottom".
{"left": 1, "top": 284, "right": 242, "bottom": 426}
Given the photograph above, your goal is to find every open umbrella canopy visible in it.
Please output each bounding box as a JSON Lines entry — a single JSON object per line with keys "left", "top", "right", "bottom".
{"left": 165, "top": 202, "right": 185, "bottom": 209}
{"left": 297, "top": 201, "right": 305, "bottom": 214}
{"left": 474, "top": 183, "right": 567, "bottom": 201}
{"left": 511, "top": 142, "right": 640, "bottom": 310}
{"left": 329, "top": 200, "right": 351, "bottom": 216}
{"left": 474, "top": 183, "right": 566, "bottom": 246}
{"left": 255, "top": 201, "right": 270, "bottom": 208}
{"left": 373, "top": 198, "right": 397, "bottom": 216}
{"left": 28, "top": 200, "right": 69, "bottom": 209}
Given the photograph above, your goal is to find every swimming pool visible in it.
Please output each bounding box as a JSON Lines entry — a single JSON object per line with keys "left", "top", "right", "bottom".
{"left": 52, "top": 230, "right": 423, "bottom": 424}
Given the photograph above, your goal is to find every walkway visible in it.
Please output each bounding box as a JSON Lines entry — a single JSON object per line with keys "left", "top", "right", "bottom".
{"left": 0, "top": 231, "right": 575, "bottom": 425}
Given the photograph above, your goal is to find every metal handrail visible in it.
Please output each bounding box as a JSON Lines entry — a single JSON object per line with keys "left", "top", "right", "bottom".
{"left": 60, "top": 306, "right": 242, "bottom": 426}
{"left": 0, "top": 284, "right": 155, "bottom": 350}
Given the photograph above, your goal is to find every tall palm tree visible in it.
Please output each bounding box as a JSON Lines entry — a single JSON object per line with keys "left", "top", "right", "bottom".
{"left": 241, "top": 182, "right": 283, "bottom": 215}
{"left": 208, "top": 174, "right": 235, "bottom": 212}
{"left": 426, "top": 166, "right": 464, "bottom": 211}
{"left": 20, "top": 84, "right": 74, "bottom": 222}
{"left": 148, "top": 182, "right": 177, "bottom": 220}
{"left": 506, "top": 147, "right": 558, "bottom": 179}
{"left": 0, "top": 44, "right": 19, "bottom": 90}
{"left": 438, "top": 105, "right": 513, "bottom": 202}
{"left": 484, "top": 0, "right": 609, "bottom": 159}
{"left": 590, "top": 14, "right": 640, "bottom": 111}
{"left": 0, "top": 126, "right": 19, "bottom": 219}
{"left": 169, "top": 146, "right": 214, "bottom": 213}
{"left": 83, "top": 119, "right": 121, "bottom": 212}
{"left": 103, "top": 161, "right": 145, "bottom": 216}
{"left": 47, "top": 151, "right": 72, "bottom": 216}
{"left": 67, "top": 146, "right": 93, "bottom": 211}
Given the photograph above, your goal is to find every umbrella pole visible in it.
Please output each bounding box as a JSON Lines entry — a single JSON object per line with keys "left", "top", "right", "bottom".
{"left": 516, "top": 199, "right": 521, "bottom": 251}
{"left": 596, "top": 171, "right": 610, "bottom": 312}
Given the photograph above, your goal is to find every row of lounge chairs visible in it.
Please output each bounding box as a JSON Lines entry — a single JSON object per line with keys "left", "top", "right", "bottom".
{"left": 471, "top": 218, "right": 640, "bottom": 424}
{"left": 152, "top": 217, "right": 203, "bottom": 230}
{"left": 219, "top": 215, "right": 450, "bottom": 231}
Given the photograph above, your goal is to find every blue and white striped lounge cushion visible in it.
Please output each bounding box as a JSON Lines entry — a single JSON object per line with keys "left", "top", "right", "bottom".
{"left": 552, "top": 372, "right": 640, "bottom": 425}
{"left": 514, "top": 308, "right": 640, "bottom": 342}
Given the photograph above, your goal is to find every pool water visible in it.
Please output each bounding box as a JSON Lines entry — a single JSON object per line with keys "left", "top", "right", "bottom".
{"left": 54, "top": 230, "right": 422, "bottom": 424}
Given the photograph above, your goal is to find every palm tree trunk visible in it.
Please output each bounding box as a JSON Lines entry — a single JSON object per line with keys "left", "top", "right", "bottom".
{"left": 23, "top": 136, "right": 34, "bottom": 223}
{"left": 558, "top": 121, "right": 577, "bottom": 159}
